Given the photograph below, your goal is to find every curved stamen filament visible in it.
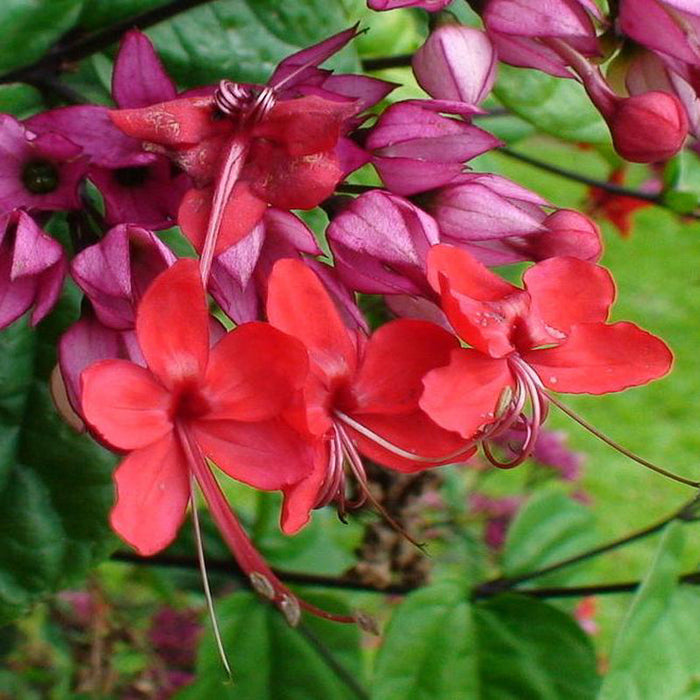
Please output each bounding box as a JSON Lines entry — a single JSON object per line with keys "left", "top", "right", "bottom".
{"left": 545, "top": 392, "right": 700, "bottom": 489}
{"left": 335, "top": 422, "right": 427, "bottom": 551}
{"left": 189, "top": 474, "right": 232, "bottom": 679}
{"left": 333, "top": 410, "right": 473, "bottom": 464}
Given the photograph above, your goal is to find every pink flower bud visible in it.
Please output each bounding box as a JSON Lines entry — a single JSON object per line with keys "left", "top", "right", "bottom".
{"left": 413, "top": 26, "right": 496, "bottom": 106}
{"left": 609, "top": 91, "right": 688, "bottom": 162}
{"left": 535, "top": 209, "right": 602, "bottom": 262}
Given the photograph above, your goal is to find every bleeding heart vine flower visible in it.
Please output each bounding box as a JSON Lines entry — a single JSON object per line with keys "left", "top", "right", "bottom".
{"left": 109, "top": 27, "right": 390, "bottom": 283}
{"left": 419, "top": 244, "right": 673, "bottom": 467}
{"left": 266, "top": 258, "right": 474, "bottom": 535}
{"left": 80, "top": 259, "right": 363, "bottom": 633}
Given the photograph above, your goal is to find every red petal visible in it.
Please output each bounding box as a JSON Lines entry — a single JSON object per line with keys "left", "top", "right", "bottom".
{"left": 193, "top": 417, "right": 314, "bottom": 490}
{"left": 178, "top": 183, "right": 267, "bottom": 254}
{"left": 253, "top": 95, "right": 354, "bottom": 156}
{"left": 523, "top": 257, "right": 615, "bottom": 335}
{"left": 81, "top": 359, "right": 172, "bottom": 450}
{"left": 110, "top": 97, "right": 231, "bottom": 146}
{"left": 280, "top": 439, "right": 328, "bottom": 534}
{"left": 420, "top": 349, "right": 514, "bottom": 438}
{"left": 204, "top": 322, "right": 308, "bottom": 421}
{"left": 428, "top": 245, "right": 525, "bottom": 357}
{"left": 427, "top": 244, "right": 516, "bottom": 300}
{"left": 349, "top": 319, "right": 459, "bottom": 415}
{"left": 346, "top": 410, "right": 476, "bottom": 473}
{"left": 524, "top": 322, "right": 673, "bottom": 394}
{"left": 246, "top": 141, "right": 343, "bottom": 210}
{"left": 110, "top": 434, "right": 190, "bottom": 556}
{"left": 136, "top": 259, "right": 209, "bottom": 389}
{"left": 267, "top": 259, "right": 357, "bottom": 384}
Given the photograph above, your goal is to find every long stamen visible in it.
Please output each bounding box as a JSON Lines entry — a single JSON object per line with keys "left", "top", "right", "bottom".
{"left": 335, "top": 422, "right": 427, "bottom": 551}
{"left": 545, "top": 392, "right": 700, "bottom": 489}
{"left": 190, "top": 474, "right": 233, "bottom": 679}
{"left": 176, "top": 423, "right": 359, "bottom": 625}
{"left": 334, "top": 410, "right": 473, "bottom": 464}
{"left": 198, "top": 136, "right": 249, "bottom": 286}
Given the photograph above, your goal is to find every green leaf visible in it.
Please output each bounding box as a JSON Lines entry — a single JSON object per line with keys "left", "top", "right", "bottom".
{"left": 372, "top": 581, "right": 479, "bottom": 700}
{"left": 254, "top": 492, "right": 362, "bottom": 576}
{"left": 0, "top": 84, "right": 43, "bottom": 119}
{"left": 177, "top": 591, "right": 364, "bottom": 700}
{"left": 501, "top": 491, "right": 597, "bottom": 585}
{"left": 598, "top": 522, "right": 695, "bottom": 700}
{"left": 77, "top": 0, "right": 170, "bottom": 31}
{"left": 494, "top": 65, "right": 609, "bottom": 144}
{"left": 145, "top": 0, "right": 359, "bottom": 88}
{"left": 0, "top": 1, "right": 85, "bottom": 76}
{"left": 476, "top": 594, "right": 600, "bottom": 700}
{"left": 0, "top": 295, "right": 116, "bottom": 625}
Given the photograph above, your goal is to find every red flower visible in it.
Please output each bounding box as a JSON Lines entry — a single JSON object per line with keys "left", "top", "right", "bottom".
{"left": 81, "top": 260, "right": 364, "bottom": 627}
{"left": 586, "top": 168, "right": 654, "bottom": 237}
{"left": 81, "top": 259, "right": 312, "bottom": 555}
{"left": 266, "top": 258, "right": 473, "bottom": 531}
{"left": 419, "top": 245, "right": 672, "bottom": 465}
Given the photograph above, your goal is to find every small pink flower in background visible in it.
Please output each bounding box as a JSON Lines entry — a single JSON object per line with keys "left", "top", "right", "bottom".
{"left": 469, "top": 493, "right": 523, "bottom": 550}
{"left": 574, "top": 596, "right": 599, "bottom": 635}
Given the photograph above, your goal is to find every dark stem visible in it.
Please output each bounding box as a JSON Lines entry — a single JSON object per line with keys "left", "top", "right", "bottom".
{"left": 489, "top": 571, "right": 700, "bottom": 599}
{"left": 498, "top": 147, "right": 661, "bottom": 202}
{"left": 473, "top": 493, "right": 700, "bottom": 597}
{"left": 361, "top": 54, "right": 412, "bottom": 71}
{"left": 0, "top": 0, "right": 218, "bottom": 85}
{"left": 297, "top": 623, "right": 371, "bottom": 700}
{"left": 110, "top": 550, "right": 413, "bottom": 595}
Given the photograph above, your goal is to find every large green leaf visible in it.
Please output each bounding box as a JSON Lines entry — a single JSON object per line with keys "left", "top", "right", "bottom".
{"left": 502, "top": 491, "right": 597, "bottom": 585}
{"left": 598, "top": 522, "right": 699, "bottom": 699}
{"left": 476, "top": 594, "right": 600, "bottom": 700}
{"left": 177, "top": 591, "right": 364, "bottom": 699}
{"left": 0, "top": 1, "right": 85, "bottom": 76}
{"left": 0, "top": 297, "right": 116, "bottom": 624}
{"left": 78, "top": 0, "right": 170, "bottom": 31}
{"left": 494, "top": 65, "right": 609, "bottom": 145}
{"left": 371, "top": 581, "right": 479, "bottom": 700}
{"left": 144, "top": 0, "right": 359, "bottom": 88}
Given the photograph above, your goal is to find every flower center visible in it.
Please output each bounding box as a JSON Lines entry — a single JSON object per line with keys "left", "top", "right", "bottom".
{"left": 22, "top": 159, "right": 59, "bottom": 194}
{"left": 172, "top": 383, "right": 211, "bottom": 421}
{"left": 113, "top": 166, "right": 150, "bottom": 188}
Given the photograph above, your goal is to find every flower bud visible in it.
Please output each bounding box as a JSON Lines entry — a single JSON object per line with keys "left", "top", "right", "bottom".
{"left": 412, "top": 26, "right": 496, "bottom": 106}
{"left": 609, "top": 91, "right": 688, "bottom": 162}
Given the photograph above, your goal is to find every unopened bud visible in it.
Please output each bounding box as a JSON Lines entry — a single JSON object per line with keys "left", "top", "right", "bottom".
{"left": 536, "top": 210, "right": 602, "bottom": 262}
{"left": 609, "top": 91, "right": 688, "bottom": 163}
{"left": 413, "top": 26, "right": 496, "bottom": 106}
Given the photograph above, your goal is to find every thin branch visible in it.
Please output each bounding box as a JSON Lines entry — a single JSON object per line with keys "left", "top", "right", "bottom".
{"left": 491, "top": 571, "right": 700, "bottom": 599}
{"left": 297, "top": 623, "right": 371, "bottom": 700}
{"left": 473, "top": 493, "right": 700, "bottom": 598}
{"left": 0, "top": 0, "right": 217, "bottom": 86}
{"left": 362, "top": 54, "right": 412, "bottom": 71}
{"left": 110, "top": 550, "right": 412, "bottom": 595}
{"left": 499, "top": 146, "right": 700, "bottom": 220}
